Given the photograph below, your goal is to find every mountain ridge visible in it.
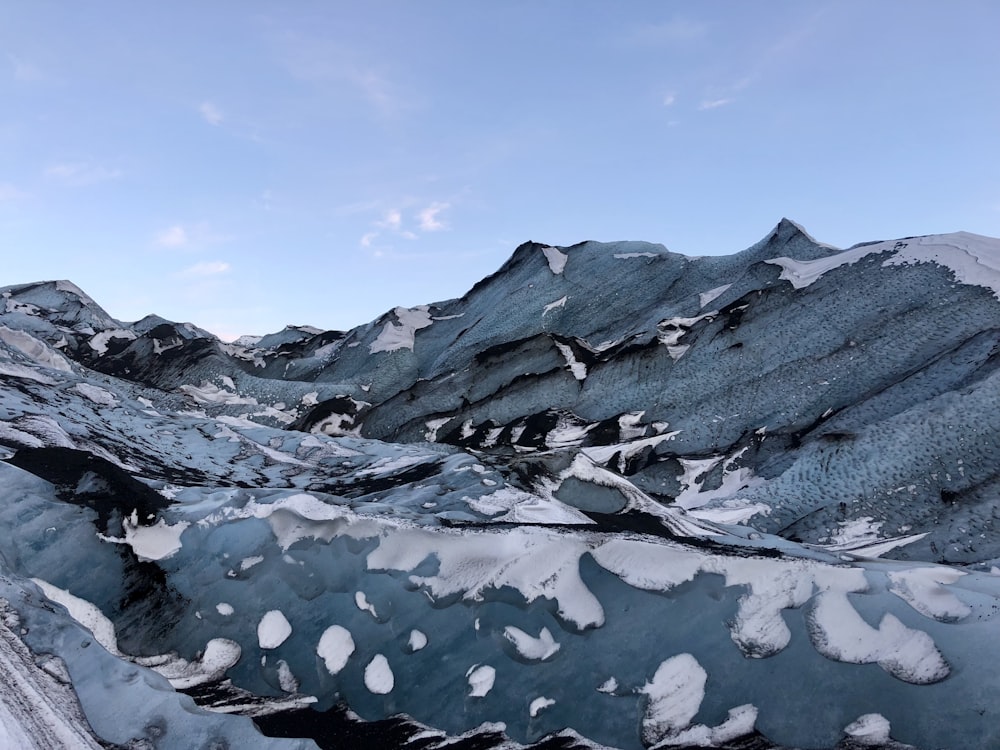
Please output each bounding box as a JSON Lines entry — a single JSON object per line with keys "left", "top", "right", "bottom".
{"left": 3, "top": 220, "right": 1000, "bottom": 749}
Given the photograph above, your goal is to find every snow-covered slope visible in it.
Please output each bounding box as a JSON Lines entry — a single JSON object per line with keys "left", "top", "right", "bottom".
{"left": 1, "top": 220, "right": 999, "bottom": 749}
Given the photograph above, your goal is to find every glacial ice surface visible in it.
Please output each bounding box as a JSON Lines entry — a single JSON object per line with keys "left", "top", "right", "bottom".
{"left": 2, "top": 224, "right": 1000, "bottom": 749}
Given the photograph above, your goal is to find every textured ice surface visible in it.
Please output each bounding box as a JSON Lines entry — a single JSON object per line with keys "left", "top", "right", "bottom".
{"left": 3, "top": 224, "right": 1000, "bottom": 749}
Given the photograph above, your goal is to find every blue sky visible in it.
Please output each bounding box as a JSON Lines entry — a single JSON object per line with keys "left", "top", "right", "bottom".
{"left": 2, "top": 2, "right": 998, "bottom": 339}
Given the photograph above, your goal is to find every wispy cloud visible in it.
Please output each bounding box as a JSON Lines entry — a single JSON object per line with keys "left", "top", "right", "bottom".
{"left": 154, "top": 222, "right": 233, "bottom": 249}
{"left": 378, "top": 209, "right": 402, "bottom": 230}
{"left": 335, "top": 198, "right": 382, "bottom": 216}
{"left": 626, "top": 18, "right": 708, "bottom": 46}
{"left": 7, "top": 54, "right": 46, "bottom": 83}
{"left": 44, "top": 162, "right": 122, "bottom": 187}
{"left": 698, "top": 98, "right": 734, "bottom": 111}
{"left": 199, "top": 101, "right": 224, "bottom": 126}
{"left": 0, "top": 183, "right": 28, "bottom": 202}
{"left": 417, "top": 202, "right": 450, "bottom": 232}
{"left": 662, "top": 93, "right": 677, "bottom": 107}
{"left": 275, "top": 33, "right": 415, "bottom": 117}
{"left": 156, "top": 225, "right": 189, "bottom": 248}
{"left": 355, "top": 198, "right": 454, "bottom": 250}
{"left": 258, "top": 189, "right": 275, "bottom": 212}
{"left": 177, "top": 260, "right": 231, "bottom": 278}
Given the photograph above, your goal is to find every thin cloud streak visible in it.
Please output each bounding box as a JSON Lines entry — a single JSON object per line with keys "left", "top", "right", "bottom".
{"left": 199, "top": 101, "right": 224, "bottom": 126}
{"left": 0, "top": 183, "right": 28, "bottom": 201}
{"left": 698, "top": 98, "right": 733, "bottom": 111}
{"left": 44, "top": 162, "right": 123, "bottom": 187}
{"left": 418, "top": 202, "right": 450, "bottom": 232}
{"left": 274, "top": 33, "right": 414, "bottom": 117}
{"left": 625, "top": 18, "right": 708, "bottom": 46}
{"left": 177, "top": 260, "right": 231, "bottom": 278}
{"left": 154, "top": 222, "right": 233, "bottom": 249}
{"left": 156, "top": 225, "right": 189, "bottom": 248}
{"left": 7, "top": 54, "right": 46, "bottom": 82}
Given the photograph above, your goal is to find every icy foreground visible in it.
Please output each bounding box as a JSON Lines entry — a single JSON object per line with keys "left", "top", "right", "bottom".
{"left": 2, "top": 221, "right": 1000, "bottom": 749}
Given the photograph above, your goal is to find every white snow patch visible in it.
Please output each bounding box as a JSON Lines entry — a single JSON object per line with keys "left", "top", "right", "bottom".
{"left": 424, "top": 417, "right": 451, "bottom": 442}
{"left": 2, "top": 293, "right": 41, "bottom": 315}
{"left": 466, "top": 664, "right": 496, "bottom": 697}
{"left": 216, "top": 603, "right": 234, "bottom": 616}
{"left": 766, "top": 245, "right": 886, "bottom": 288}
{"left": 199, "top": 493, "right": 356, "bottom": 551}
{"left": 30, "top": 579, "right": 120, "bottom": 655}
{"left": 408, "top": 629, "right": 428, "bottom": 652}
{"left": 466, "top": 486, "right": 594, "bottom": 525}
{"left": 12, "top": 415, "right": 77, "bottom": 447}
{"left": 656, "top": 312, "right": 715, "bottom": 353}
{"left": 0, "top": 362, "right": 55, "bottom": 384}
{"left": 597, "top": 677, "right": 618, "bottom": 693}
{"left": 543, "top": 295, "right": 568, "bottom": 315}
{"left": 842, "top": 713, "right": 892, "bottom": 746}
{"left": 529, "top": 696, "right": 555, "bottom": 717}
{"left": 618, "top": 412, "right": 646, "bottom": 440}
{"left": 831, "top": 516, "right": 884, "bottom": 546}
{"left": 817, "top": 517, "right": 928, "bottom": 558}
{"left": 0, "top": 326, "right": 73, "bottom": 371}
{"left": 101, "top": 512, "right": 189, "bottom": 562}
{"left": 72, "top": 383, "right": 118, "bottom": 406}
{"left": 554, "top": 341, "right": 587, "bottom": 380}
{"left": 139, "top": 638, "right": 242, "bottom": 690}
{"left": 541, "top": 246, "right": 568, "bottom": 274}
{"left": 364, "top": 654, "right": 394, "bottom": 694}
{"left": 354, "top": 454, "right": 429, "bottom": 478}
{"left": 887, "top": 567, "right": 972, "bottom": 621}
{"left": 666, "top": 344, "right": 689, "bottom": 361}
{"left": 87, "top": 329, "right": 136, "bottom": 354}
{"left": 354, "top": 591, "right": 379, "bottom": 619}
{"left": 277, "top": 659, "right": 299, "bottom": 692}
{"left": 673, "top": 451, "right": 762, "bottom": 511}
{"left": 656, "top": 704, "right": 759, "bottom": 748}
{"left": 698, "top": 284, "right": 732, "bottom": 308}
{"left": 302, "top": 391, "right": 319, "bottom": 406}
{"left": 639, "top": 654, "right": 706, "bottom": 745}
{"left": 581, "top": 431, "right": 679, "bottom": 474}
{"left": 688, "top": 502, "right": 771, "bottom": 525}
{"left": 544, "top": 415, "right": 597, "bottom": 449}
{"left": 317, "top": 625, "right": 355, "bottom": 675}
{"left": 152, "top": 338, "right": 181, "bottom": 354}
{"left": 503, "top": 625, "right": 560, "bottom": 661}
{"left": 257, "top": 610, "right": 293, "bottom": 649}
{"left": 590, "top": 538, "right": 703, "bottom": 593}
{"left": 762, "top": 232, "right": 999, "bottom": 293}
{"left": 807, "top": 590, "right": 949, "bottom": 683}
{"left": 613, "top": 252, "right": 658, "bottom": 259}
{"left": 370, "top": 306, "right": 433, "bottom": 353}
{"left": 180, "top": 381, "right": 257, "bottom": 406}
{"left": 240, "top": 555, "right": 265, "bottom": 572}
{"left": 0, "top": 423, "right": 45, "bottom": 448}
{"left": 884, "top": 232, "right": 1000, "bottom": 299}
{"left": 366, "top": 525, "right": 605, "bottom": 629}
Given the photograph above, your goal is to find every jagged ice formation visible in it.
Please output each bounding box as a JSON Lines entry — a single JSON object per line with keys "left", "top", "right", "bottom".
{"left": 2, "top": 220, "right": 1000, "bottom": 749}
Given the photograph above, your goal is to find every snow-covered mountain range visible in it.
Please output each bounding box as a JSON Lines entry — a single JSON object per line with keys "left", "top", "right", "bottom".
{"left": 3, "top": 219, "right": 1000, "bottom": 749}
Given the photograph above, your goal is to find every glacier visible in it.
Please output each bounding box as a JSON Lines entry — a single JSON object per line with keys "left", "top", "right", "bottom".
{"left": 2, "top": 219, "right": 1000, "bottom": 748}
